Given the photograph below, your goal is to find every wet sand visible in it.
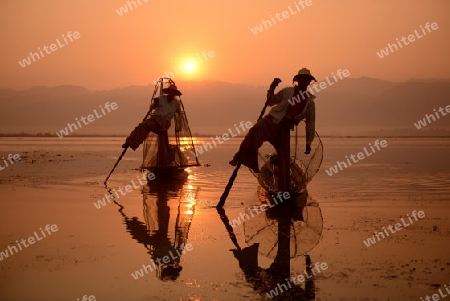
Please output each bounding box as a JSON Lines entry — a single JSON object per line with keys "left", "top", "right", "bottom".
{"left": 0, "top": 137, "right": 449, "bottom": 300}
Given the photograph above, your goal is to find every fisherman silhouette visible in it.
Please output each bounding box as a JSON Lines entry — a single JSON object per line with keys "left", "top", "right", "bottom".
{"left": 110, "top": 172, "right": 197, "bottom": 281}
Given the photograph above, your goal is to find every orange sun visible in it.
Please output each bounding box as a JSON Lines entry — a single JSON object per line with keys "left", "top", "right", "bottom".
{"left": 184, "top": 61, "right": 196, "bottom": 73}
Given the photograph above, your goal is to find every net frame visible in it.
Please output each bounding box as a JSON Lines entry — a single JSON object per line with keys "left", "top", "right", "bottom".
{"left": 141, "top": 78, "right": 201, "bottom": 173}
{"left": 243, "top": 189, "right": 323, "bottom": 259}
{"left": 253, "top": 120, "right": 323, "bottom": 193}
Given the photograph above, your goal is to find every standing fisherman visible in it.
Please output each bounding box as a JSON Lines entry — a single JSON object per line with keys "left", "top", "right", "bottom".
{"left": 229, "top": 68, "right": 317, "bottom": 193}
{"left": 122, "top": 84, "right": 183, "bottom": 165}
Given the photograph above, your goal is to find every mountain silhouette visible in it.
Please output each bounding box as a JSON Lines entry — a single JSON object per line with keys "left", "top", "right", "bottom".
{"left": 1, "top": 78, "right": 449, "bottom": 136}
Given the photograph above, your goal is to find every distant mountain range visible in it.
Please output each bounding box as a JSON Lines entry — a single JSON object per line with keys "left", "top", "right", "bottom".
{"left": 1, "top": 77, "right": 449, "bottom": 136}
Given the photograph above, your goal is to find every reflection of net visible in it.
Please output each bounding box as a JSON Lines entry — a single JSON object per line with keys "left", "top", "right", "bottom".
{"left": 141, "top": 182, "right": 199, "bottom": 281}
{"left": 254, "top": 122, "right": 323, "bottom": 193}
{"left": 142, "top": 180, "right": 198, "bottom": 251}
{"left": 243, "top": 192, "right": 323, "bottom": 259}
{"left": 142, "top": 78, "right": 200, "bottom": 170}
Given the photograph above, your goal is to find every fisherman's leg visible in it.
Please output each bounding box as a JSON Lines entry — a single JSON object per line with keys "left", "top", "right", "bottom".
{"left": 230, "top": 116, "right": 275, "bottom": 173}
{"left": 156, "top": 130, "right": 170, "bottom": 166}
{"left": 305, "top": 100, "right": 316, "bottom": 154}
{"left": 274, "top": 126, "right": 291, "bottom": 193}
{"left": 124, "top": 118, "right": 159, "bottom": 151}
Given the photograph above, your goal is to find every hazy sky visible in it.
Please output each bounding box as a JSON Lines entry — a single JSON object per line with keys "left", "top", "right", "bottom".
{"left": 1, "top": 0, "right": 449, "bottom": 90}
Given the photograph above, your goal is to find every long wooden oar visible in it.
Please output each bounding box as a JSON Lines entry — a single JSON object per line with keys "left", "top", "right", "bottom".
{"left": 104, "top": 109, "right": 152, "bottom": 186}
{"left": 104, "top": 146, "right": 128, "bottom": 186}
{"left": 216, "top": 162, "right": 241, "bottom": 208}
{"left": 216, "top": 207, "right": 242, "bottom": 251}
{"left": 216, "top": 79, "right": 281, "bottom": 208}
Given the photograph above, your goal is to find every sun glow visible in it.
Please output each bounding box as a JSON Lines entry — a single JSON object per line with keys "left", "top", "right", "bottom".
{"left": 184, "top": 61, "right": 196, "bottom": 73}
{"left": 166, "top": 50, "right": 215, "bottom": 82}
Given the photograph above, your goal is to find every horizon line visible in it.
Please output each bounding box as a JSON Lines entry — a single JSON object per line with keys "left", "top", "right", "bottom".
{"left": 1, "top": 76, "right": 450, "bottom": 93}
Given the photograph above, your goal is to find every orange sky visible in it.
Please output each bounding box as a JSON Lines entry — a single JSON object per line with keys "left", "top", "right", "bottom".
{"left": 1, "top": 0, "right": 449, "bottom": 90}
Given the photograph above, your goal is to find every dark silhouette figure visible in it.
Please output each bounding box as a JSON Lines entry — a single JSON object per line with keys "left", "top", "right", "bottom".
{"left": 110, "top": 172, "right": 197, "bottom": 281}
{"left": 217, "top": 191, "right": 321, "bottom": 300}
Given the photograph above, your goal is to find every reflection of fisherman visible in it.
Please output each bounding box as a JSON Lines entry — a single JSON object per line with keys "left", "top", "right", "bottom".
{"left": 226, "top": 203, "right": 315, "bottom": 300}
{"left": 113, "top": 175, "right": 194, "bottom": 281}
{"left": 229, "top": 68, "right": 317, "bottom": 193}
{"left": 122, "top": 84, "right": 183, "bottom": 165}
{"left": 122, "top": 214, "right": 184, "bottom": 281}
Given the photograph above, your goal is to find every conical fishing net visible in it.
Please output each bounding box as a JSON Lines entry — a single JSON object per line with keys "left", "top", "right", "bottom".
{"left": 253, "top": 122, "right": 323, "bottom": 193}
{"left": 142, "top": 78, "right": 200, "bottom": 172}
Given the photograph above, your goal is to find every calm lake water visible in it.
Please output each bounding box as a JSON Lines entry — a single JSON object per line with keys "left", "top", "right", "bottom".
{"left": 0, "top": 137, "right": 449, "bottom": 300}
{"left": 2, "top": 136, "right": 449, "bottom": 203}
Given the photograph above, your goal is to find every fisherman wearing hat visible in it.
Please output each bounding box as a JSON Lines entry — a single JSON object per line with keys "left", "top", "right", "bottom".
{"left": 229, "top": 68, "right": 317, "bottom": 193}
{"left": 122, "top": 84, "right": 183, "bottom": 162}
{"left": 285, "top": 67, "right": 317, "bottom": 153}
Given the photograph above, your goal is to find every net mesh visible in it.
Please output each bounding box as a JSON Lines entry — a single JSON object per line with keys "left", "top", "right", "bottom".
{"left": 253, "top": 120, "right": 323, "bottom": 193}
{"left": 243, "top": 189, "right": 323, "bottom": 259}
{"left": 142, "top": 78, "right": 200, "bottom": 171}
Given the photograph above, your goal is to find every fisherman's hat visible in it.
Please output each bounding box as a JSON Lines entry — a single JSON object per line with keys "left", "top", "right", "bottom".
{"left": 293, "top": 68, "right": 316, "bottom": 82}
{"left": 163, "top": 84, "right": 182, "bottom": 96}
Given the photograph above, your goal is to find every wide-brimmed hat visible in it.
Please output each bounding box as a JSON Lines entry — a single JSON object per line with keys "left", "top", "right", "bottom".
{"left": 293, "top": 68, "right": 316, "bottom": 82}
{"left": 163, "top": 84, "right": 182, "bottom": 96}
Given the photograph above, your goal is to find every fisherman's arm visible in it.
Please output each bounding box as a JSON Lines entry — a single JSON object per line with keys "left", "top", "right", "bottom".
{"left": 266, "top": 78, "right": 282, "bottom": 106}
